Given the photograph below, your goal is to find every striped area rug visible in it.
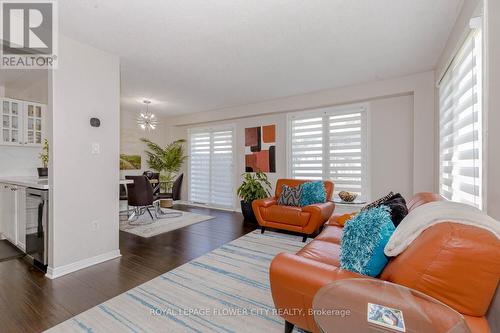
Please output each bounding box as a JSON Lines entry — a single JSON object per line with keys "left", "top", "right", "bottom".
{"left": 47, "top": 230, "right": 308, "bottom": 333}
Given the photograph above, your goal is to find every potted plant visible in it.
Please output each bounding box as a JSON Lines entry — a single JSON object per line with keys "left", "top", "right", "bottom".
{"left": 237, "top": 171, "right": 272, "bottom": 222}
{"left": 38, "top": 139, "right": 49, "bottom": 178}
{"left": 141, "top": 138, "right": 187, "bottom": 192}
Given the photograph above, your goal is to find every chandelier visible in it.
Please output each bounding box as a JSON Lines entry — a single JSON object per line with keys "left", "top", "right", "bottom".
{"left": 137, "top": 100, "right": 157, "bottom": 131}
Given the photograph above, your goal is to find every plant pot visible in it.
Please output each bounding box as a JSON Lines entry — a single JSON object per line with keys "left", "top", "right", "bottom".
{"left": 37, "top": 167, "right": 48, "bottom": 178}
{"left": 240, "top": 200, "right": 257, "bottom": 223}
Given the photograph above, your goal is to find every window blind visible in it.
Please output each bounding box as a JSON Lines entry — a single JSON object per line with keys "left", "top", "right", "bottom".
{"left": 289, "top": 106, "right": 368, "bottom": 200}
{"left": 328, "top": 112, "right": 366, "bottom": 196}
{"left": 189, "top": 126, "right": 234, "bottom": 209}
{"left": 439, "top": 30, "right": 482, "bottom": 209}
{"left": 290, "top": 116, "right": 324, "bottom": 180}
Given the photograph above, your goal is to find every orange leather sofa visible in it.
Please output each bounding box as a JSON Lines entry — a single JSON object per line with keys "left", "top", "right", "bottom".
{"left": 252, "top": 179, "right": 335, "bottom": 242}
{"left": 270, "top": 193, "right": 500, "bottom": 333}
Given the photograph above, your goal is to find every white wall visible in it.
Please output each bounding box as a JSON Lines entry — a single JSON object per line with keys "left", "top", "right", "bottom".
{"left": 370, "top": 95, "right": 414, "bottom": 199}
{"left": 485, "top": 0, "right": 500, "bottom": 221}
{"left": 166, "top": 71, "right": 436, "bottom": 196}
{"left": 47, "top": 35, "right": 120, "bottom": 277}
{"left": 0, "top": 74, "right": 48, "bottom": 177}
{"left": 0, "top": 146, "right": 42, "bottom": 177}
{"left": 120, "top": 107, "right": 169, "bottom": 178}
{"left": 169, "top": 92, "right": 417, "bottom": 209}
{"left": 5, "top": 75, "right": 48, "bottom": 104}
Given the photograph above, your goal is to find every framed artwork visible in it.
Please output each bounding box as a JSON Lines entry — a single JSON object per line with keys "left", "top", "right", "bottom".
{"left": 245, "top": 124, "right": 276, "bottom": 173}
{"left": 120, "top": 154, "right": 142, "bottom": 170}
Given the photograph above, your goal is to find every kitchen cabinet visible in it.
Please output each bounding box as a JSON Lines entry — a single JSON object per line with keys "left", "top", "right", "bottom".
{"left": 0, "top": 183, "right": 26, "bottom": 250}
{"left": 1, "top": 98, "right": 47, "bottom": 147}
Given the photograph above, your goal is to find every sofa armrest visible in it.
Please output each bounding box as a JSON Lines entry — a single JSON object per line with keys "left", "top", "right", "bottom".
{"left": 252, "top": 197, "right": 277, "bottom": 208}
{"left": 270, "top": 253, "right": 369, "bottom": 332}
{"left": 301, "top": 202, "right": 335, "bottom": 233}
{"left": 302, "top": 202, "right": 335, "bottom": 221}
{"left": 252, "top": 197, "right": 277, "bottom": 227}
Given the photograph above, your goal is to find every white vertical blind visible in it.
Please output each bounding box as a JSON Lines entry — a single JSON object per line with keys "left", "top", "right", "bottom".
{"left": 189, "top": 126, "right": 234, "bottom": 209}
{"left": 289, "top": 106, "right": 368, "bottom": 200}
{"left": 439, "top": 29, "right": 482, "bottom": 209}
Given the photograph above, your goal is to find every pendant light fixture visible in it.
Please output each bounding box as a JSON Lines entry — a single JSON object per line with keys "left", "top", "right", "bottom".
{"left": 137, "top": 100, "right": 157, "bottom": 131}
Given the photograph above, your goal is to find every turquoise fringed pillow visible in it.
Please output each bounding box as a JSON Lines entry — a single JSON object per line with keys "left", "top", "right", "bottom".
{"left": 340, "top": 205, "right": 395, "bottom": 277}
{"left": 299, "top": 181, "right": 326, "bottom": 207}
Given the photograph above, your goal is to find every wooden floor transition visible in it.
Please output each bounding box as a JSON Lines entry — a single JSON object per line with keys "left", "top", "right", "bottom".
{"left": 0, "top": 204, "right": 256, "bottom": 332}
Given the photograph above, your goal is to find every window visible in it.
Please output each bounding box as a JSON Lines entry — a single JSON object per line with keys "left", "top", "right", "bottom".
{"left": 188, "top": 126, "right": 235, "bottom": 209}
{"left": 288, "top": 105, "right": 369, "bottom": 201}
{"left": 439, "top": 29, "right": 483, "bottom": 209}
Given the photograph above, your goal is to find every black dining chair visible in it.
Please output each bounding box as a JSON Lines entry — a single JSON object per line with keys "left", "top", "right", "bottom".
{"left": 143, "top": 171, "right": 161, "bottom": 196}
{"left": 160, "top": 174, "right": 183, "bottom": 200}
{"left": 119, "top": 184, "right": 128, "bottom": 201}
{"left": 126, "top": 175, "right": 160, "bottom": 223}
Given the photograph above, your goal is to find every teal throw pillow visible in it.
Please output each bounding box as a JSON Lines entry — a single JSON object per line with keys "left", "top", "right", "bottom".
{"left": 340, "top": 205, "right": 395, "bottom": 277}
{"left": 299, "top": 181, "right": 326, "bottom": 207}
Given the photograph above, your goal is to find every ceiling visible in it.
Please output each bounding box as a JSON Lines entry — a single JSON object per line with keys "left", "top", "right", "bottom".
{"left": 58, "top": 0, "right": 463, "bottom": 115}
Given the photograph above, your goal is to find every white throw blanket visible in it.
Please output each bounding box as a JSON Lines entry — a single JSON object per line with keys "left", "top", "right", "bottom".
{"left": 384, "top": 200, "right": 500, "bottom": 257}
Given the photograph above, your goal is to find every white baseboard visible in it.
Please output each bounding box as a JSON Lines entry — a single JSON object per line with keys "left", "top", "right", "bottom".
{"left": 45, "top": 249, "right": 121, "bottom": 279}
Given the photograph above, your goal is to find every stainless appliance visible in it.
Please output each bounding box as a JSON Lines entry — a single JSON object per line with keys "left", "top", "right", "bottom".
{"left": 25, "top": 188, "right": 48, "bottom": 272}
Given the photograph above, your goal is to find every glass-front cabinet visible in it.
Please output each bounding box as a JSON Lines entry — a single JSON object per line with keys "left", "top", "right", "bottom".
{"left": 0, "top": 98, "right": 46, "bottom": 147}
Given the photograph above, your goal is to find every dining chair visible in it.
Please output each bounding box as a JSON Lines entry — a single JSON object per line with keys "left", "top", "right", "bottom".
{"left": 159, "top": 173, "right": 183, "bottom": 200}
{"left": 143, "top": 171, "right": 161, "bottom": 196}
{"left": 126, "top": 175, "right": 160, "bottom": 223}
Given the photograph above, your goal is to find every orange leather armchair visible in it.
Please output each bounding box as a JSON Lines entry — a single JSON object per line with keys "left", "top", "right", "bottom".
{"left": 252, "top": 179, "right": 335, "bottom": 242}
{"left": 270, "top": 193, "right": 500, "bottom": 333}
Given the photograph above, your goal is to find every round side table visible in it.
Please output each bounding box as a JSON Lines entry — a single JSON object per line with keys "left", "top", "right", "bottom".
{"left": 312, "top": 279, "right": 471, "bottom": 333}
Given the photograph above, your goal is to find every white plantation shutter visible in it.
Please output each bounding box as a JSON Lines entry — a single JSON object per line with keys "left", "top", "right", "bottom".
{"left": 189, "top": 130, "right": 211, "bottom": 204}
{"left": 189, "top": 126, "right": 234, "bottom": 209}
{"left": 289, "top": 105, "right": 368, "bottom": 200}
{"left": 328, "top": 111, "right": 367, "bottom": 196}
{"left": 290, "top": 117, "right": 324, "bottom": 180}
{"left": 439, "top": 29, "right": 483, "bottom": 209}
{"left": 210, "top": 129, "right": 234, "bottom": 208}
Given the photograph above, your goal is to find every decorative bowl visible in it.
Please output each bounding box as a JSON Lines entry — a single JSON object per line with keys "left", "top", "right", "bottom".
{"left": 338, "top": 191, "right": 357, "bottom": 202}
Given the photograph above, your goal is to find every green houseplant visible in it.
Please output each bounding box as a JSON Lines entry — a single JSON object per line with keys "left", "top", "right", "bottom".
{"left": 237, "top": 171, "right": 272, "bottom": 222}
{"left": 38, "top": 139, "right": 49, "bottom": 178}
{"left": 141, "top": 138, "right": 187, "bottom": 192}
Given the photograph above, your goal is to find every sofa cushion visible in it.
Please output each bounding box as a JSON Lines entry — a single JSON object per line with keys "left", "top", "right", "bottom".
{"left": 382, "top": 193, "right": 409, "bottom": 227}
{"left": 362, "top": 191, "right": 394, "bottom": 211}
{"left": 275, "top": 179, "right": 334, "bottom": 201}
{"left": 340, "top": 206, "right": 395, "bottom": 277}
{"left": 315, "top": 225, "right": 344, "bottom": 244}
{"left": 297, "top": 240, "right": 341, "bottom": 266}
{"left": 381, "top": 222, "right": 500, "bottom": 317}
{"left": 260, "top": 205, "right": 310, "bottom": 226}
{"left": 299, "top": 181, "right": 327, "bottom": 207}
{"left": 407, "top": 192, "right": 446, "bottom": 211}
{"left": 335, "top": 212, "right": 357, "bottom": 227}
{"left": 277, "top": 184, "right": 302, "bottom": 206}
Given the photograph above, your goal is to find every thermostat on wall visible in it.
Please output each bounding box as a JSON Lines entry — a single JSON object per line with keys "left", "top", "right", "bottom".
{"left": 90, "top": 117, "right": 101, "bottom": 127}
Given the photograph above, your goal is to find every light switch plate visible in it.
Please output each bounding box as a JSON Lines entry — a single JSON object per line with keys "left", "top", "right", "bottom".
{"left": 91, "top": 142, "right": 100, "bottom": 154}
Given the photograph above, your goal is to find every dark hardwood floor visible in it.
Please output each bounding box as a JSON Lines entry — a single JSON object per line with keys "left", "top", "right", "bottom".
{"left": 0, "top": 204, "right": 256, "bottom": 332}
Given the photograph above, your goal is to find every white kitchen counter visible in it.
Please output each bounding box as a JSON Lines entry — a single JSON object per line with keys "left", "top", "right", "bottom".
{"left": 0, "top": 176, "right": 49, "bottom": 190}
